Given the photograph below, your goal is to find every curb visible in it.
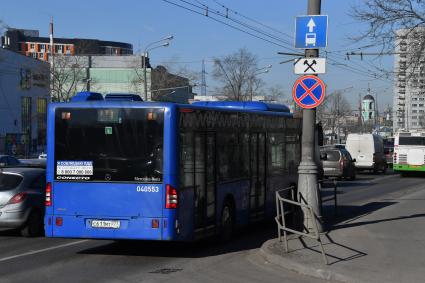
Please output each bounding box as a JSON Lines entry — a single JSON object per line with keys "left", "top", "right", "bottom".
{"left": 259, "top": 239, "right": 359, "bottom": 283}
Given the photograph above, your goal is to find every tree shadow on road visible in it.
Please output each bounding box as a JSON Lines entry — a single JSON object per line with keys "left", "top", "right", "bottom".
{"left": 322, "top": 201, "right": 397, "bottom": 231}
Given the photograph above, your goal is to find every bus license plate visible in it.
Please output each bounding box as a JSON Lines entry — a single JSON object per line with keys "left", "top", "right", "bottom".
{"left": 91, "top": 220, "right": 120, "bottom": 229}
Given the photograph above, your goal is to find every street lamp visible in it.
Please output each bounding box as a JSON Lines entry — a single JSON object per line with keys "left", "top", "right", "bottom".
{"left": 143, "top": 35, "right": 174, "bottom": 101}
{"left": 151, "top": 85, "right": 196, "bottom": 102}
{"left": 250, "top": 65, "right": 272, "bottom": 101}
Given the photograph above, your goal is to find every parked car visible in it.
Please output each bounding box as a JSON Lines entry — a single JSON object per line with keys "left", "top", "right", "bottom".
{"left": 320, "top": 147, "right": 356, "bottom": 180}
{"left": 0, "top": 155, "right": 22, "bottom": 167}
{"left": 0, "top": 167, "right": 46, "bottom": 236}
{"left": 346, "top": 133, "right": 387, "bottom": 173}
{"left": 19, "top": 158, "right": 46, "bottom": 168}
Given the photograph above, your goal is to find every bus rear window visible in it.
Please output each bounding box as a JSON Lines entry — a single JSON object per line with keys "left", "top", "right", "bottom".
{"left": 399, "top": 137, "right": 425, "bottom": 146}
{"left": 54, "top": 108, "right": 164, "bottom": 182}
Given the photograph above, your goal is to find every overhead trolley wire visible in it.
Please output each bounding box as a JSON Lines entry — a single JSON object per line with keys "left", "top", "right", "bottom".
{"left": 161, "top": 0, "right": 394, "bottom": 82}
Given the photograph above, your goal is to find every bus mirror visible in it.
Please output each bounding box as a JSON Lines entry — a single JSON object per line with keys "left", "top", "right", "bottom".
{"left": 352, "top": 158, "right": 356, "bottom": 163}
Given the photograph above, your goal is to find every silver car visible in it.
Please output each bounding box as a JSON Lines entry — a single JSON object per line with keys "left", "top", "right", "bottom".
{"left": 0, "top": 155, "right": 22, "bottom": 167}
{"left": 0, "top": 167, "right": 46, "bottom": 236}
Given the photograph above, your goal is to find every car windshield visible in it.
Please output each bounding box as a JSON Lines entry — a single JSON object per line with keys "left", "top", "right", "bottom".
{"left": 0, "top": 173, "right": 23, "bottom": 191}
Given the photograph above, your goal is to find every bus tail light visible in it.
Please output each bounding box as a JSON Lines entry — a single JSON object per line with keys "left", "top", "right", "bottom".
{"left": 45, "top": 182, "right": 52, "bottom": 207}
{"left": 394, "top": 152, "right": 397, "bottom": 163}
{"left": 7, "top": 192, "right": 27, "bottom": 204}
{"left": 166, "top": 184, "right": 178, "bottom": 209}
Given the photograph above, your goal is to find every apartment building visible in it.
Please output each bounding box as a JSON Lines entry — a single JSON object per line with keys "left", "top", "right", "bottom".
{"left": 1, "top": 28, "right": 133, "bottom": 62}
{"left": 393, "top": 28, "right": 425, "bottom": 130}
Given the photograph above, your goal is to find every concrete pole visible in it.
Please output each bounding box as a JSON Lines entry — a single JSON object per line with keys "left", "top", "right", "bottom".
{"left": 297, "top": 0, "right": 323, "bottom": 232}
{"left": 143, "top": 53, "right": 148, "bottom": 101}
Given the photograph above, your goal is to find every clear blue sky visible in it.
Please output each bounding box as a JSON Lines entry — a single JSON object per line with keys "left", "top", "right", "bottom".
{"left": 1, "top": 0, "right": 394, "bottom": 109}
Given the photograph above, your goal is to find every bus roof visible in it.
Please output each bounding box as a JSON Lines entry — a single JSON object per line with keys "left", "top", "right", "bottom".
{"left": 61, "top": 92, "right": 292, "bottom": 116}
{"left": 191, "top": 101, "right": 290, "bottom": 113}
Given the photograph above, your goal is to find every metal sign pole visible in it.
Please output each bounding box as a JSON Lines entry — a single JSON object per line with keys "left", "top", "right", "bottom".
{"left": 297, "top": 0, "right": 323, "bottom": 232}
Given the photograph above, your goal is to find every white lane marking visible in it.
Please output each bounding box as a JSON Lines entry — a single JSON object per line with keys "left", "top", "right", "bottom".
{"left": 0, "top": 240, "right": 89, "bottom": 262}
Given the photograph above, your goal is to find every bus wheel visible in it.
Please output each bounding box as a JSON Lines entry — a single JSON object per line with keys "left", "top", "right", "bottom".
{"left": 219, "top": 202, "right": 234, "bottom": 242}
{"left": 21, "top": 210, "right": 44, "bottom": 237}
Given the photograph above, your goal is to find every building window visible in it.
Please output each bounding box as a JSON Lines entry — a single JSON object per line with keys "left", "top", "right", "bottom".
{"left": 32, "top": 53, "right": 37, "bottom": 59}
{"left": 412, "top": 110, "right": 417, "bottom": 113}
{"left": 30, "top": 43, "right": 35, "bottom": 50}
{"left": 420, "top": 104, "right": 424, "bottom": 107}
{"left": 39, "top": 53, "right": 44, "bottom": 59}
{"left": 37, "top": 98, "right": 47, "bottom": 146}
{"left": 40, "top": 44, "right": 45, "bottom": 51}
{"left": 21, "top": 97, "right": 32, "bottom": 136}
{"left": 412, "top": 104, "right": 417, "bottom": 107}
{"left": 55, "top": 45, "right": 63, "bottom": 53}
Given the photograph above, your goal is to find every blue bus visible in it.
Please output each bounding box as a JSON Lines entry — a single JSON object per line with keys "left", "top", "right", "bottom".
{"left": 44, "top": 92, "right": 301, "bottom": 241}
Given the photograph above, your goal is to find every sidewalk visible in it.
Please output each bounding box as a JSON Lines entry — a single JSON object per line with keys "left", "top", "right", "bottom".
{"left": 260, "top": 185, "right": 425, "bottom": 283}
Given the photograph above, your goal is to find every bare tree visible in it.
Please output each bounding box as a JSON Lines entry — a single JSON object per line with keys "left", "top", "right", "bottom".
{"left": 352, "top": 0, "right": 425, "bottom": 71}
{"left": 319, "top": 91, "right": 352, "bottom": 143}
{"left": 129, "top": 58, "right": 199, "bottom": 100}
{"left": 51, "top": 55, "right": 86, "bottom": 102}
{"left": 213, "top": 48, "right": 263, "bottom": 101}
{"left": 266, "top": 85, "right": 287, "bottom": 103}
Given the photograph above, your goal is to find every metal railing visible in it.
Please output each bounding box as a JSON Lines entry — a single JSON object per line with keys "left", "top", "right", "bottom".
{"left": 275, "top": 186, "right": 328, "bottom": 265}
{"left": 319, "top": 178, "right": 338, "bottom": 216}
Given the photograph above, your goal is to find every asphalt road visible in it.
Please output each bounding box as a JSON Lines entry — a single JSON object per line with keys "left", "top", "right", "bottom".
{"left": 0, "top": 170, "right": 423, "bottom": 283}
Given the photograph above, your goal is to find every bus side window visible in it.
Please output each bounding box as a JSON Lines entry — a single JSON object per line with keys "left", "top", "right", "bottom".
{"left": 180, "top": 132, "right": 194, "bottom": 189}
{"left": 217, "top": 133, "right": 239, "bottom": 181}
{"left": 269, "top": 132, "right": 286, "bottom": 174}
{"left": 240, "top": 133, "right": 250, "bottom": 178}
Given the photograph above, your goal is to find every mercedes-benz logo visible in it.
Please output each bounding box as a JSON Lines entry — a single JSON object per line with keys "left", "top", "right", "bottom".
{"left": 105, "top": 174, "right": 111, "bottom": 181}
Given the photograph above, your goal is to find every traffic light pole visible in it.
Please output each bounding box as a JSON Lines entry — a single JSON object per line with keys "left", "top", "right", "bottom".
{"left": 297, "top": 0, "right": 323, "bottom": 232}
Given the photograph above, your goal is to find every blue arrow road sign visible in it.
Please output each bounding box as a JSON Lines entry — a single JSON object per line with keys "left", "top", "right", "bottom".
{"left": 295, "top": 15, "right": 328, "bottom": 49}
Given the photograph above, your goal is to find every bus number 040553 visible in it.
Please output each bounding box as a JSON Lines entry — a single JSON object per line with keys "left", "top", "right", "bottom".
{"left": 136, "top": 185, "right": 159, "bottom": 193}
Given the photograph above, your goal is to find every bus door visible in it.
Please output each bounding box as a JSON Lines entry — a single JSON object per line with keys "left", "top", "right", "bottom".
{"left": 194, "top": 132, "right": 216, "bottom": 234}
{"left": 250, "top": 133, "right": 266, "bottom": 219}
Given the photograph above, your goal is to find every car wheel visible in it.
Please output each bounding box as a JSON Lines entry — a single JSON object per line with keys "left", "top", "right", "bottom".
{"left": 21, "top": 210, "right": 44, "bottom": 237}
{"left": 219, "top": 202, "right": 234, "bottom": 242}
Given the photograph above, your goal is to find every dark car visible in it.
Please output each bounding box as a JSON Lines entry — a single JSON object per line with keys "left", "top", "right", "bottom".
{"left": 0, "top": 155, "right": 22, "bottom": 167}
{"left": 0, "top": 167, "right": 46, "bottom": 236}
{"left": 384, "top": 147, "right": 394, "bottom": 168}
{"left": 320, "top": 147, "right": 356, "bottom": 180}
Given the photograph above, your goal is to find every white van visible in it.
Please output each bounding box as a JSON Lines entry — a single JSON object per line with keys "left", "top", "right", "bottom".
{"left": 346, "top": 133, "right": 387, "bottom": 173}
